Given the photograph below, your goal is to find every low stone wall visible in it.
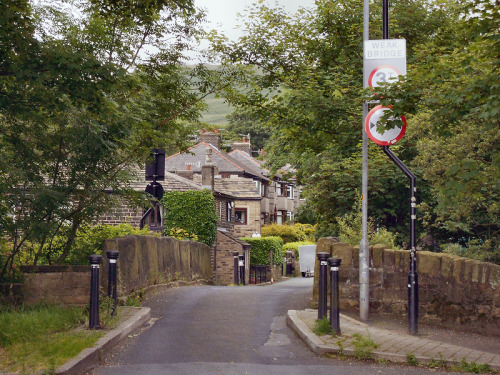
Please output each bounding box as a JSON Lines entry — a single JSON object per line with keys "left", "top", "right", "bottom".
{"left": 102, "top": 235, "right": 213, "bottom": 296}
{"left": 312, "top": 238, "right": 500, "bottom": 335}
{"left": 22, "top": 265, "right": 91, "bottom": 305}
{"left": 22, "top": 236, "right": 213, "bottom": 305}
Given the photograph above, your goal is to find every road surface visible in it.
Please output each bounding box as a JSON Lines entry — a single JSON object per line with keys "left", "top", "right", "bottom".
{"left": 89, "top": 278, "right": 458, "bottom": 375}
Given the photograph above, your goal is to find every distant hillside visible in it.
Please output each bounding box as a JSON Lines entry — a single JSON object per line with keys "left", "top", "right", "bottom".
{"left": 182, "top": 64, "right": 233, "bottom": 126}
{"left": 200, "top": 92, "right": 233, "bottom": 126}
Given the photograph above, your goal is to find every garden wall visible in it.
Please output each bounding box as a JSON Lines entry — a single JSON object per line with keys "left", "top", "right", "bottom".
{"left": 312, "top": 238, "right": 500, "bottom": 335}
{"left": 22, "top": 235, "right": 213, "bottom": 305}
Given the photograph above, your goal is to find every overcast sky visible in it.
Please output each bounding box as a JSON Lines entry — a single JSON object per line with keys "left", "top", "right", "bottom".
{"left": 194, "top": 0, "right": 315, "bottom": 41}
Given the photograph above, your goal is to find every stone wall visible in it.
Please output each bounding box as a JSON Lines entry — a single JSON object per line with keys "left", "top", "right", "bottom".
{"left": 102, "top": 235, "right": 213, "bottom": 296}
{"left": 22, "top": 265, "right": 91, "bottom": 305}
{"left": 312, "top": 238, "right": 500, "bottom": 335}
{"left": 232, "top": 199, "right": 261, "bottom": 238}
{"left": 214, "top": 231, "right": 250, "bottom": 285}
{"left": 22, "top": 236, "right": 213, "bottom": 305}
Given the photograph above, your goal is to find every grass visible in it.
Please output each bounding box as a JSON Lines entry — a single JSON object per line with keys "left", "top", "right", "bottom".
{"left": 452, "top": 358, "right": 491, "bottom": 374}
{"left": 313, "top": 317, "right": 331, "bottom": 336}
{"left": 352, "top": 333, "right": 379, "bottom": 360}
{"left": 0, "top": 304, "right": 103, "bottom": 374}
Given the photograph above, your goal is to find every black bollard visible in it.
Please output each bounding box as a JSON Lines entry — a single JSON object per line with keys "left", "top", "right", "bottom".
{"left": 232, "top": 251, "right": 239, "bottom": 285}
{"left": 106, "top": 250, "right": 119, "bottom": 316}
{"left": 238, "top": 254, "right": 245, "bottom": 285}
{"left": 317, "top": 252, "right": 330, "bottom": 320}
{"left": 89, "top": 254, "right": 102, "bottom": 330}
{"left": 328, "top": 257, "right": 342, "bottom": 335}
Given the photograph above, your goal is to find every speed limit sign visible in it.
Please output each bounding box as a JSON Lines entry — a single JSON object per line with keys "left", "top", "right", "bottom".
{"left": 365, "top": 105, "right": 406, "bottom": 146}
{"left": 368, "top": 64, "right": 402, "bottom": 87}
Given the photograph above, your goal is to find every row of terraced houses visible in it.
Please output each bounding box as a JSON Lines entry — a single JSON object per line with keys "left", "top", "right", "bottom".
{"left": 100, "top": 131, "right": 303, "bottom": 285}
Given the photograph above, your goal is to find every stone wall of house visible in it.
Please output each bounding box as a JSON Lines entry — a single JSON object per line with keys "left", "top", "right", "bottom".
{"left": 101, "top": 235, "right": 212, "bottom": 296}
{"left": 98, "top": 197, "right": 143, "bottom": 227}
{"left": 233, "top": 199, "right": 261, "bottom": 238}
{"left": 312, "top": 238, "right": 500, "bottom": 335}
{"left": 215, "top": 231, "right": 250, "bottom": 286}
{"left": 22, "top": 265, "right": 91, "bottom": 305}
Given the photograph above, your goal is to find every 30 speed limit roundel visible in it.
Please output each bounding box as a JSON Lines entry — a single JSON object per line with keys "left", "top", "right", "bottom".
{"left": 368, "top": 64, "right": 401, "bottom": 87}
{"left": 365, "top": 105, "right": 406, "bottom": 146}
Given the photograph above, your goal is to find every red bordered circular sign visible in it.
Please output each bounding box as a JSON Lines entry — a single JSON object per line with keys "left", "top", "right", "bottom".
{"left": 365, "top": 105, "right": 406, "bottom": 146}
{"left": 368, "top": 64, "right": 402, "bottom": 88}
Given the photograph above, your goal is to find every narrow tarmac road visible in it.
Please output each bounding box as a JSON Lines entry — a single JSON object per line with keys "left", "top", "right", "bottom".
{"left": 89, "top": 278, "right": 459, "bottom": 375}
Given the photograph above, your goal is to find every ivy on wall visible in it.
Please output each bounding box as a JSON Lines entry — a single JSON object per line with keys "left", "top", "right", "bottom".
{"left": 241, "top": 236, "right": 284, "bottom": 266}
{"left": 161, "top": 190, "right": 218, "bottom": 247}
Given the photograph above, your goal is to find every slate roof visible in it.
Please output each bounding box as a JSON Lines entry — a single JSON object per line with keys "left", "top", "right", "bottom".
{"left": 227, "top": 149, "right": 270, "bottom": 179}
{"left": 165, "top": 143, "right": 270, "bottom": 182}
{"left": 127, "top": 165, "right": 234, "bottom": 199}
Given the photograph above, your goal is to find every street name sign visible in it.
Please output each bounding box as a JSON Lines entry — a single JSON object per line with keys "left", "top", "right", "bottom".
{"left": 365, "top": 105, "right": 406, "bottom": 146}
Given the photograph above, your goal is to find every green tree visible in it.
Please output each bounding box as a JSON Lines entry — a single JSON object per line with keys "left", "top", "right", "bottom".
{"left": 0, "top": 0, "right": 229, "bottom": 278}
{"left": 208, "top": 0, "right": 449, "bottom": 242}
{"left": 209, "top": 0, "right": 498, "bottom": 256}
{"left": 224, "top": 109, "right": 272, "bottom": 152}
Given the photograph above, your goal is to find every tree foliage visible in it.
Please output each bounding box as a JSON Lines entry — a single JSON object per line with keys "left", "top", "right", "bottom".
{"left": 0, "top": 0, "right": 229, "bottom": 277}
{"left": 209, "top": 0, "right": 498, "bottom": 258}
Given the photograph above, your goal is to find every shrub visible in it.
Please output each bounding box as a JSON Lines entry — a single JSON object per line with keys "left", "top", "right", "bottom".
{"left": 168, "top": 227, "right": 198, "bottom": 242}
{"left": 293, "top": 223, "right": 317, "bottom": 241}
{"left": 162, "top": 190, "right": 218, "bottom": 247}
{"left": 261, "top": 223, "right": 306, "bottom": 243}
{"left": 241, "top": 236, "right": 284, "bottom": 266}
{"left": 336, "top": 208, "right": 397, "bottom": 249}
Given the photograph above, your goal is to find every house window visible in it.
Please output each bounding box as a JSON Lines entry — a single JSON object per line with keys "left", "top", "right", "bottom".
{"left": 226, "top": 201, "right": 233, "bottom": 222}
{"left": 276, "top": 211, "right": 283, "bottom": 225}
{"left": 276, "top": 182, "right": 282, "bottom": 196}
{"left": 235, "top": 208, "right": 247, "bottom": 225}
{"left": 260, "top": 182, "right": 268, "bottom": 197}
{"left": 287, "top": 211, "right": 294, "bottom": 222}
{"left": 287, "top": 185, "right": 294, "bottom": 199}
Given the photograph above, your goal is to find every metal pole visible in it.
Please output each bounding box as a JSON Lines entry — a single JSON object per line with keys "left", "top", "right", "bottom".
{"left": 360, "top": 0, "right": 370, "bottom": 322}
{"left": 232, "top": 251, "right": 239, "bottom": 285}
{"left": 238, "top": 254, "right": 245, "bottom": 285}
{"left": 106, "top": 251, "right": 119, "bottom": 316}
{"left": 382, "top": 146, "right": 418, "bottom": 335}
{"left": 328, "top": 257, "right": 342, "bottom": 335}
{"left": 89, "top": 254, "right": 102, "bottom": 330}
{"left": 383, "top": 0, "right": 389, "bottom": 39}
{"left": 317, "top": 252, "right": 330, "bottom": 320}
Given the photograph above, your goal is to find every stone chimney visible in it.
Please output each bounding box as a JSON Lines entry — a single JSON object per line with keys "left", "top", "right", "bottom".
{"left": 175, "top": 163, "right": 194, "bottom": 180}
{"left": 201, "top": 147, "right": 218, "bottom": 190}
{"left": 198, "top": 130, "right": 221, "bottom": 149}
{"left": 232, "top": 137, "right": 252, "bottom": 155}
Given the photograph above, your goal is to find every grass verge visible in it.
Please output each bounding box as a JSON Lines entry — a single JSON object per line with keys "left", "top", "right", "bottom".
{"left": 0, "top": 304, "right": 109, "bottom": 374}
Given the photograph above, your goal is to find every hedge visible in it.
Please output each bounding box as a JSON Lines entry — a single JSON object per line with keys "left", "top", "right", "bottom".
{"left": 241, "top": 236, "right": 284, "bottom": 266}
{"left": 162, "top": 190, "right": 218, "bottom": 246}
{"left": 261, "top": 224, "right": 307, "bottom": 243}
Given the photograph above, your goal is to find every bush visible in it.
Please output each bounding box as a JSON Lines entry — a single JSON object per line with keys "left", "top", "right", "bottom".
{"left": 261, "top": 224, "right": 306, "bottom": 243}
{"left": 241, "top": 236, "right": 284, "bottom": 266}
{"left": 336, "top": 206, "right": 398, "bottom": 249}
{"left": 167, "top": 227, "right": 198, "bottom": 242}
{"left": 283, "top": 241, "right": 316, "bottom": 258}
{"left": 65, "top": 224, "right": 155, "bottom": 265}
{"left": 162, "top": 190, "right": 218, "bottom": 247}
{"left": 442, "top": 239, "right": 499, "bottom": 264}
{"left": 293, "top": 223, "right": 317, "bottom": 241}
